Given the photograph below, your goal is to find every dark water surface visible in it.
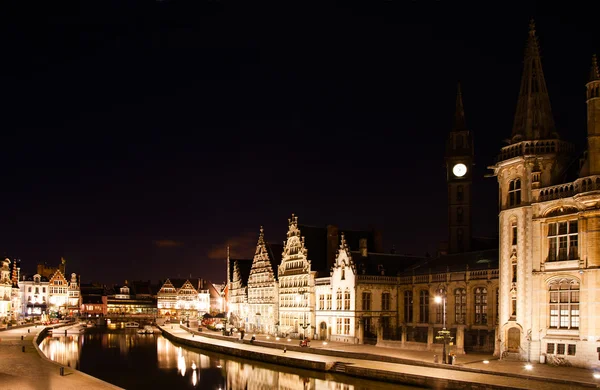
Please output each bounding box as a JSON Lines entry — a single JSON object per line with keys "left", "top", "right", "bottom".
{"left": 39, "top": 327, "right": 421, "bottom": 390}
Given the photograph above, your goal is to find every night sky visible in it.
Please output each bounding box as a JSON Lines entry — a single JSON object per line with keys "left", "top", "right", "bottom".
{"left": 4, "top": 2, "right": 599, "bottom": 285}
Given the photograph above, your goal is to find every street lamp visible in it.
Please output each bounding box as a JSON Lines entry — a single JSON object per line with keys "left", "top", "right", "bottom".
{"left": 434, "top": 293, "right": 452, "bottom": 364}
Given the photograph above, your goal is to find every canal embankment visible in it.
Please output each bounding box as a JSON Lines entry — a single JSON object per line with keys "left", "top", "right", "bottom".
{"left": 160, "top": 325, "right": 599, "bottom": 390}
{"left": 0, "top": 323, "right": 122, "bottom": 390}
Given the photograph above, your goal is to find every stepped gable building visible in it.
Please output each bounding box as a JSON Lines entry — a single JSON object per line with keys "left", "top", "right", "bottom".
{"left": 246, "top": 227, "right": 281, "bottom": 334}
{"left": 226, "top": 248, "right": 252, "bottom": 329}
{"left": 156, "top": 278, "right": 199, "bottom": 321}
{"left": 489, "top": 20, "right": 600, "bottom": 368}
{"left": 277, "top": 214, "right": 379, "bottom": 339}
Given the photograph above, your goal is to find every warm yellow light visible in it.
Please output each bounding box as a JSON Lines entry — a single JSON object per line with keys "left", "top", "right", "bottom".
{"left": 483, "top": 360, "right": 489, "bottom": 364}
{"left": 593, "top": 373, "right": 600, "bottom": 379}
{"left": 434, "top": 296, "right": 442, "bottom": 304}
{"left": 524, "top": 364, "right": 532, "bottom": 370}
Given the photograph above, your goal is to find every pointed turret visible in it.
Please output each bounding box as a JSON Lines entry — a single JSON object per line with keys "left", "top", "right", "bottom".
{"left": 590, "top": 54, "right": 600, "bottom": 82}
{"left": 511, "top": 20, "right": 556, "bottom": 142}
{"left": 453, "top": 82, "right": 467, "bottom": 131}
{"left": 585, "top": 54, "right": 600, "bottom": 175}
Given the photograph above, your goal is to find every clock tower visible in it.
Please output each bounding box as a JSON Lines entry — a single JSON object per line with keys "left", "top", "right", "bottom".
{"left": 445, "top": 83, "right": 474, "bottom": 254}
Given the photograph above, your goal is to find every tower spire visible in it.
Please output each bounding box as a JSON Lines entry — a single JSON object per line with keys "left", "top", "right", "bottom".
{"left": 590, "top": 54, "right": 600, "bottom": 82}
{"left": 511, "top": 19, "right": 556, "bottom": 142}
{"left": 453, "top": 82, "right": 466, "bottom": 131}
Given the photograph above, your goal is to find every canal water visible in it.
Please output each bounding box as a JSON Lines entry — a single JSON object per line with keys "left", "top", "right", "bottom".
{"left": 39, "top": 327, "right": 420, "bottom": 390}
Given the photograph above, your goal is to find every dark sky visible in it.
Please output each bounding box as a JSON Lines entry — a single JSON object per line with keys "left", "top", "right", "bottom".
{"left": 3, "top": 2, "right": 599, "bottom": 285}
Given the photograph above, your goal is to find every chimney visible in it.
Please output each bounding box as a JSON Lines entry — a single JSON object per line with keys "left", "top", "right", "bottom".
{"left": 359, "top": 238, "right": 368, "bottom": 257}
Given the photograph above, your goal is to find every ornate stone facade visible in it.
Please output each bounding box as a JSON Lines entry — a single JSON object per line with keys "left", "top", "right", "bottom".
{"left": 278, "top": 214, "right": 314, "bottom": 338}
{"left": 247, "top": 227, "right": 279, "bottom": 334}
{"left": 490, "top": 21, "right": 600, "bottom": 368}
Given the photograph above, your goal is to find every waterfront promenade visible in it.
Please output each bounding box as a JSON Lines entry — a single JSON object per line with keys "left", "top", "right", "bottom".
{"left": 0, "top": 324, "right": 122, "bottom": 390}
{"left": 161, "top": 325, "right": 600, "bottom": 390}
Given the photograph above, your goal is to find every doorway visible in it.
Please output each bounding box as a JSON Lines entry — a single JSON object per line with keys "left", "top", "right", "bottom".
{"left": 507, "top": 327, "right": 520, "bottom": 352}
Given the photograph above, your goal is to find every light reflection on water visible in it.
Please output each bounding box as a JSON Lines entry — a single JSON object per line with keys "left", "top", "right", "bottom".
{"left": 39, "top": 329, "right": 418, "bottom": 390}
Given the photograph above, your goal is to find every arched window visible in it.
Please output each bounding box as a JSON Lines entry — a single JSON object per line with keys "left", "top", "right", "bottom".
{"left": 404, "top": 291, "right": 413, "bottom": 323}
{"left": 549, "top": 279, "right": 579, "bottom": 329}
{"left": 457, "top": 207, "right": 463, "bottom": 223}
{"left": 455, "top": 288, "right": 467, "bottom": 324}
{"left": 457, "top": 185, "right": 464, "bottom": 201}
{"left": 419, "top": 290, "right": 429, "bottom": 323}
{"left": 474, "top": 287, "right": 487, "bottom": 325}
{"left": 509, "top": 179, "right": 522, "bottom": 206}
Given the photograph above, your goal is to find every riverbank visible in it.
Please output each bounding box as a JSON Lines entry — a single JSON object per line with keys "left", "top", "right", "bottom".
{"left": 160, "top": 325, "right": 599, "bottom": 390}
{"left": 0, "top": 324, "right": 122, "bottom": 390}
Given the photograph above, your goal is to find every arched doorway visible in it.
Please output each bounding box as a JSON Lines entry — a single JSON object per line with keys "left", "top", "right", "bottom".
{"left": 319, "top": 322, "right": 327, "bottom": 340}
{"left": 507, "top": 327, "right": 520, "bottom": 352}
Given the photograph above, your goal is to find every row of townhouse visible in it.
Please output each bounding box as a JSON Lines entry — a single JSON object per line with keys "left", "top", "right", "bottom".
{"left": 226, "top": 214, "right": 499, "bottom": 355}
{"left": 77, "top": 278, "right": 225, "bottom": 321}
{"left": 0, "top": 258, "right": 82, "bottom": 323}
{"left": 224, "top": 23, "right": 600, "bottom": 371}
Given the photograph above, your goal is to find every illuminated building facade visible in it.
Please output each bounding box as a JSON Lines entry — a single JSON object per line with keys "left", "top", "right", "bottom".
{"left": 107, "top": 283, "right": 157, "bottom": 317}
{"left": 246, "top": 227, "right": 280, "bottom": 334}
{"left": 490, "top": 22, "right": 600, "bottom": 368}
{"left": 227, "top": 250, "right": 252, "bottom": 329}
{"left": 0, "top": 258, "right": 13, "bottom": 321}
{"left": 48, "top": 270, "right": 69, "bottom": 316}
{"left": 20, "top": 274, "right": 49, "bottom": 318}
{"left": 277, "top": 215, "right": 315, "bottom": 338}
{"left": 67, "top": 273, "right": 81, "bottom": 317}
{"left": 156, "top": 278, "right": 201, "bottom": 320}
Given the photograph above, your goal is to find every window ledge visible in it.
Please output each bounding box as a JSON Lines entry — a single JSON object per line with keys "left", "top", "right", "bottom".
{"left": 543, "top": 260, "right": 580, "bottom": 271}
{"left": 545, "top": 329, "right": 579, "bottom": 338}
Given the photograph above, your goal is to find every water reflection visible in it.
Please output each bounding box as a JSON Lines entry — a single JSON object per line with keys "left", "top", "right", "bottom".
{"left": 40, "top": 329, "right": 416, "bottom": 390}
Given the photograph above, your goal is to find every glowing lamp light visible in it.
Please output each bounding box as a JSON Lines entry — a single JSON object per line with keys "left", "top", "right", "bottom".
{"left": 434, "top": 296, "right": 442, "bottom": 304}
{"left": 275, "top": 337, "right": 280, "bottom": 341}
{"left": 322, "top": 342, "right": 328, "bottom": 345}
{"left": 593, "top": 373, "right": 600, "bottom": 379}
{"left": 524, "top": 364, "right": 533, "bottom": 370}
{"left": 287, "top": 338, "right": 291, "bottom": 342}
{"left": 483, "top": 360, "right": 489, "bottom": 364}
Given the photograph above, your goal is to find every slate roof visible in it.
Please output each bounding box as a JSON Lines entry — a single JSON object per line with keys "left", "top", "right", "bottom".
{"left": 165, "top": 278, "right": 194, "bottom": 290}
{"left": 350, "top": 251, "right": 426, "bottom": 277}
{"left": 299, "top": 224, "right": 379, "bottom": 278}
{"left": 297, "top": 224, "right": 329, "bottom": 277}
{"left": 400, "top": 248, "right": 499, "bottom": 276}
{"left": 22, "top": 274, "right": 49, "bottom": 282}
{"left": 266, "top": 243, "right": 283, "bottom": 281}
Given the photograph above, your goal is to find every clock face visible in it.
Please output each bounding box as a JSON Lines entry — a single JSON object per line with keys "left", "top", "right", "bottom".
{"left": 452, "top": 163, "right": 467, "bottom": 177}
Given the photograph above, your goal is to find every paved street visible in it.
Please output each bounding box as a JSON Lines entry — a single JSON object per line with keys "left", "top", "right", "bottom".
{"left": 0, "top": 324, "right": 122, "bottom": 390}
{"left": 164, "top": 325, "right": 600, "bottom": 389}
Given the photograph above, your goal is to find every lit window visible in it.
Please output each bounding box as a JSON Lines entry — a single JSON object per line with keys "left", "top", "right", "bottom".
{"left": 474, "top": 287, "right": 487, "bottom": 325}
{"left": 547, "top": 221, "right": 578, "bottom": 261}
{"left": 549, "top": 279, "right": 579, "bottom": 330}
{"left": 508, "top": 179, "right": 521, "bottom": 206}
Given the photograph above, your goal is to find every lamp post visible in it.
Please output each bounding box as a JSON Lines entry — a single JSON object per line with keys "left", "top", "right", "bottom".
{"left": 434, "top": 293, "right": 451, "bottom": 364}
